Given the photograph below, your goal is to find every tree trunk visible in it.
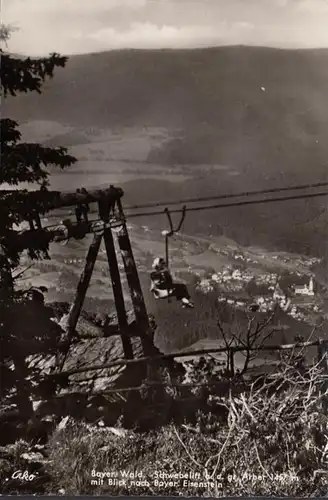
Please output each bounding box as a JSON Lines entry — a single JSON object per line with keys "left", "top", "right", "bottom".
{"left": 0, "top": 246, "right": 13, "bottom": 296}
{"left": 0, "top": 247, "right": 33, "bottom": 417}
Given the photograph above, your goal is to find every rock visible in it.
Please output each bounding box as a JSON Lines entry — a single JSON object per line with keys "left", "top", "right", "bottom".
{"left": 107, "top": 427, "right": 127, "bottom": 437}
{"left": 21, "top": 451, "right": 44, "bottom": 462}
{"left": 33, "top": 401, "right": 42, "bottom": 412}
{"left": 33, "top": 444, "right": 46, "bottom": 452}
{"left": 99, "top": 445, "right": 111, "bottom": 452}
{"left": 0, "top": 446, "right": 11, "bottom": 459}
{"left": 57, "top": 416, "right": 70, "bottom": 431}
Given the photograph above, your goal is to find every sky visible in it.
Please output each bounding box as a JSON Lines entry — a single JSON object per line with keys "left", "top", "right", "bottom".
{"left": 2, "top": 0, "right": 328, "bottom": 55}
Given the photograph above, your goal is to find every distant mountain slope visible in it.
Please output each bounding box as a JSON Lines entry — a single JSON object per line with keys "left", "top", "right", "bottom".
{"left": 3, "top": 46, "right": 328, "bottom": 257}
{"left": 4, "top": 46, "right": 328, "bottom": 185}
{"left": 4, "top": 46, "right": 328, "bottom": 175}
{"left": 3, "top": 47, "right": 328, "bottom": 118}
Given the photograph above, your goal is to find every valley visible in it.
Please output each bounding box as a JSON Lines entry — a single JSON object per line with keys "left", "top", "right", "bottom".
{"left": 4, "top": 46, "right": 328, "bottom": 361}
{"left": 3, "top": 46, "right": 328, "bottom": 260}
{"left": 18, "top": 211, "right": 328, "bottom": 360}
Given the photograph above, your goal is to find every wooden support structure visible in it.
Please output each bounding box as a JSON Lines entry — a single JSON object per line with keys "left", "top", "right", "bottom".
{"left": 57, "top": 233, "right": 103, "bottom": 370}
{"left": 116, "top": 201, "right": 149, "bottom": 329}
{"left": 1, "top": 186, "right": 123, "bottom": 216}
{"left": 67, "top": 233, "right": 103, "bottom": 337}
{"left": 99, "top": 199, "right": 133, "bottom": 360}
{"left": 5, "top": 186, "right": 124, "bottom": 252}
{"left": 58, "top": 338, "right": 327, "bottom": 377}
{"left": 5, "top": 184, "right": 155, "bottom": 379}
{"left": 115, "top": 199, "right": 155, "bottom": 359}
{"left": 10, "top": 220, "right": 102, "bottom": 252}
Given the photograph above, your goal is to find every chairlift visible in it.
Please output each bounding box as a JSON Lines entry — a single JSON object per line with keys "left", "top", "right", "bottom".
{"left": 150, "top": 206, "right": 194, "bottom": 308}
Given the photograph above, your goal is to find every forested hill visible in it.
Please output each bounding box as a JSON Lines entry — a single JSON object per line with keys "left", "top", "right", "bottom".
{"left": 3, "top": 46, "right": 328, "bottom": 176}
{"left": 3, "top": 46, "right": 328, "bottom": 258}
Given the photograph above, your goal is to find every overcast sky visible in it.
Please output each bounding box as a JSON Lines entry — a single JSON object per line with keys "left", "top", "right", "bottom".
{"left": 2, "top": 0, "right": 328, "bottom": 55}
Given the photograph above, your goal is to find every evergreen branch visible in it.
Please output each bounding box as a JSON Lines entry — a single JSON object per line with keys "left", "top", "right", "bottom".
{"left": 1, "top": 52, "right": 67, "bottom": 97}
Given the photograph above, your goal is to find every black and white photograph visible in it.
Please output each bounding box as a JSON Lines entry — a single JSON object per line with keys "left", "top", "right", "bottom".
{"left": 1, "top": 0, "right": 328, "bottom": 496}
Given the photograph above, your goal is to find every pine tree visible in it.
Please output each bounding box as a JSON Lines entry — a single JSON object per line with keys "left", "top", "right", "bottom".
{"left": 1, "top": 33, "right": 76, "bottom": 264}
{"left": 0, "top": 28, "right": 77, "bottom": 418}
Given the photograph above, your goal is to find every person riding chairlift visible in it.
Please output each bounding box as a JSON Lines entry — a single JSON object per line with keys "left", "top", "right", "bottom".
{"left": 150, "top": 257, "right": 194, "bottom": 308}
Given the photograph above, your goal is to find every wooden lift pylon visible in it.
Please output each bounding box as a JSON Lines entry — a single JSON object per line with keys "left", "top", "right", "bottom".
{"left": 64, "top": 192, "right": 155, "bottom": 370}
{"left": 5, "top": 185, "right": 155, "bottom": 371}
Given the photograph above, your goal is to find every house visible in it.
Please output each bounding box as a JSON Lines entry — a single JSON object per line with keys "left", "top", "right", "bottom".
{"left": 273, "top": 284, "right": 286, "bottom": 301}
{"left": 232, "top": 269, "right": 242, "bottom": 280}
{"left": 280, "top": 298, "right": 291, "bottom": 312}
{"left": 294, "top": 277, "right": 315, "bottom": 297}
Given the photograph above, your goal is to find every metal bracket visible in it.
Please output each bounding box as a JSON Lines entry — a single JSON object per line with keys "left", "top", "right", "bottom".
{"left": 52, "top": 216, "right": 126, "bottom": 244}
{"left": 163, "top": 205, "right": 186, "bottom": 268}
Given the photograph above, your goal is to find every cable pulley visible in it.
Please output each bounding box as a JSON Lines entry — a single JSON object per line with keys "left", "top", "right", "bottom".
{"left": 53, "top": 224, "right": 70, "bottom": 246}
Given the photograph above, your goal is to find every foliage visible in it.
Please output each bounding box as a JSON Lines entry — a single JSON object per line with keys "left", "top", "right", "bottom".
{"left": 1, "top": 311, "right": 327, "bottom": 496}
{"left": 154, "top": 285, "right": 277, "bottom": 357}
{"left": 0, "top": 30, "right": 76, "bottom": 416}
{"left": 154, "top": 289, "right": 236, "bottom": 351}
{"left": 45, "top": 359, "right": 328, "bottom": 496}
{"left": 0, "top": 439, "right": 51, "bottom": 495}
{"left": 1, "top": 40, "right": 76, "bottom": 263}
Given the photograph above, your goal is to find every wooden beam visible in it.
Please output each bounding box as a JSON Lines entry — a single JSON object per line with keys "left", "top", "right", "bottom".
{"left": 115, "top": 200, "right": 156, "bottom": 374}
{"left": 56, "top": 186, "right": 123, "bottom": 210}
{"left": 116, "top": 223, "right": 155, "bottom": 358}
{"left": 57, "top": 338, "right": 325, "bottom": 377}
{"left": 57, "top": 233, "right": 103, "bottom": 370}
{"left": 117, "top": 226, "right": 148, "bottom": 325}
{"left": 99, "top": 201, "right": 133, "bottom": 359}
{"left": 116, "top": 204, "right": 149, "bottom": 328}
{"left": 7, "top": 218, "right": 117, "bottom": 252}
{"left": 1, "top": 185, "right": 124, "bottom": 215}
{"left": 67, "top": 234, "right": 103, "bottom": 336}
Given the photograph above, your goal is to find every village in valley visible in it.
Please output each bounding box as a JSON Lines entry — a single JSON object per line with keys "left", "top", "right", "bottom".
{"left": 23, "top": 218, "right": 326, "bottom": 330}
{"left": 192, "top": 246, "right": 324, "bottom": 324}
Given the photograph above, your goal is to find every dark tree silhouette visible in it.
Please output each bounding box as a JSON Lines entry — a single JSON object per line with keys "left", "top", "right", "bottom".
{"left": 0, "top": 27, "right": 77, "bottom": 418}
{"left": 0, "top": 33, "right": 76, "bottom": 263}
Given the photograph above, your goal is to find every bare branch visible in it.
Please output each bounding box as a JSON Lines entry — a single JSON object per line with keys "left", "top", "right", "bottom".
{"left": 173, "top": 426, "right": 203, "bottom": 469}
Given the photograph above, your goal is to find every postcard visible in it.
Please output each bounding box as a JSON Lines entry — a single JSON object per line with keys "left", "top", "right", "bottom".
{"left": 1, "top": 0, "right": 328, "bottom": 497}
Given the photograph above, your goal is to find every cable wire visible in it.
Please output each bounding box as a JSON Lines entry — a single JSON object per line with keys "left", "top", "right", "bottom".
{"left": 48, "top": 180, "right": 328, "bottom": 220}
{"left": 123, "top": 180, "right": 328, "bottom": 211}
{"left": 126, "top": 190, "right": 328, "bottom": 219}
{"left": 37, "top": 189, "right": 328, "bottom": 236}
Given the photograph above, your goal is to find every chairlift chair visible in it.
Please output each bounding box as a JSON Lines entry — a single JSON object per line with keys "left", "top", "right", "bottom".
{"left": 150, "top": 206, "right": 193, "bottom": 308}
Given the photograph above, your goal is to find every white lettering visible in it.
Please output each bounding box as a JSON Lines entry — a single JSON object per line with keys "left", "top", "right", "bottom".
{"left": 11, "top": 470, "right": 36, "bottom": 481}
